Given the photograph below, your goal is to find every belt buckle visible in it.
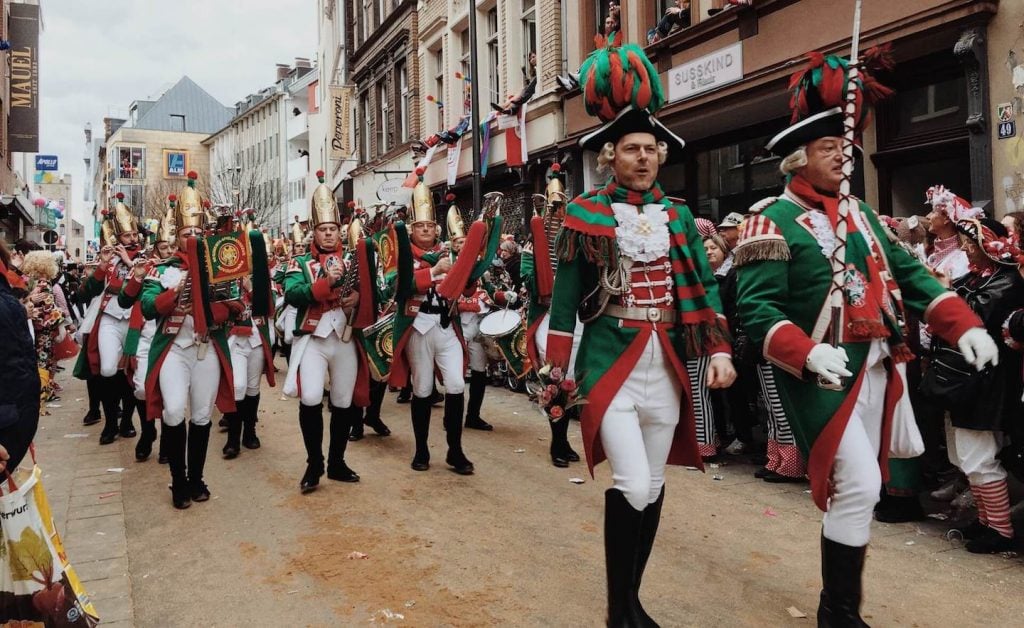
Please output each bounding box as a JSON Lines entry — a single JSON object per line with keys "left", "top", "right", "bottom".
{"left": 646, "top": 308, "right": 661, "bottom": 323}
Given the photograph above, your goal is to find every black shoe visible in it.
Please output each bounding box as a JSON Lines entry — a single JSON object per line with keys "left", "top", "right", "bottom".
{"left": 222, "top": 444, "right": 240, "bottom": 459}
{"left": 754, "top": 466, "right": 771, "bottom": 479}
{"left": 241, "top": 432, "right": 261, "bottom": 449}
{"left": 965, "top": 527, "right": 1017, "bottom": 554}
{"left": 365, "top": 417, "right": 391, "bottom": 436}
{"left": 396, "top": 390, "right": 412, "bottom": 404}
{"left": 82, "top": 410, "right": 101, "bottom": 426}
{"left": 446, "top": 452, "right": 475, "bottom": 475}
{"left": 99, "top": 430, "right": 117, "bottom": 445}
{"left": 241, "top": 395, "right": 261, "bottom": 449}
{"left": 300, "top": 464, "right": 323, "bottom": 493}
{"left": 430, "top": 390, "right": 444, "bottom": 406}
{"left": 564, "top": 445, "right": 581, "bottom": 463}
{"left": 411, "top": 396, "right": 432, "bottom": 472}
{"left": 818, "top": 534, "right": 869, "bottom": 628}
{"left": 135, "top": 421, "right": 156, "bottom": 462}
{"left": 327, "top": 462, "right": 360, "bottom": 482}
{"left": 349, "top": 424, "right": 365, "bottom": 442}
{"left": 411, "top": 457, "right": 430, "bottom": 471}
{"left": 171, "top": 484, "right": 191, "bottom": 510}
{"left": 551, "top": 453, "right": 570, "bottom": 468}
{"left": 158, "top": 452, "right": 169, "bottom": 464}
{"left": 873, "top": 494, "right": 925, "bottom": 523}
{"left": 763, "top": 471, "right": 805, "bottom": 483}
{"left": 465, "top": 417, "right": 493, "bottom": 431}
{"left": 118, "top": 417, "right": 136, "bottom": 438}
{"left": 443, "top": 393, "right": 473, "bottom": 474}
{"left": 218, "top": 416, "right": 229, "bottom": 432}
{"left": 190, "top": 480, "right": 211, "bottom": 503}
{"left": 953, "top": 519, "right": 990, "bottom": 541}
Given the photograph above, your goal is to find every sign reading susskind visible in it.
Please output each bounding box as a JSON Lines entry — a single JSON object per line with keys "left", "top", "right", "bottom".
{"left": 668, "top": 42, "right": 743, "bottom": 103}
{"left": 9, "top": 3, "right": 40, "bottom": 153}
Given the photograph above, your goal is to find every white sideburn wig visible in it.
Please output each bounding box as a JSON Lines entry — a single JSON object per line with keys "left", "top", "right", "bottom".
{"left": 596, "top": 140, "right": 670, "bottom": 174}
{"left": 779, "top": 146, "right": 808, "bottom": 175}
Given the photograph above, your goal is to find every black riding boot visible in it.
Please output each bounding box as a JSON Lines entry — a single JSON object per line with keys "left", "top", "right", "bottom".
{"left": 349, "top": 403, "right": 365, "bottom": 441}
{"left": 397, "top": 385, "right": 413, "bottom": 403}
{"left": 633, "top": 487, "right": 664, "bottom": 626}
{"left": 443, "top": 393, "right": 473, "bottom": 475}
{"left": 98, "top": 375, "right": 121, "bottom": 445}
{"left": 298, "top": 403, "right": 325, "bottom": 493}
{"left": 241, "top": 394, "right": 261, "bottom": 449}
{"left": 410, "top": 396, "right": 432, "bottom": 471}
{"left": 134, "top": 400, "right": 155, "bottom": 461}
{"left": 164, "top": 423, "right": 190, "bottom": 509}
{"left": 222, "top": 406, "right": 242, "bottom": 459}
{"left": 550, "top": 417, "right": 571, "bottom": 467}
{"left": 817, "top": 534, "right": 870, "bottom": 628}
{"left": 118, "top": 373, "right": 136, "bottom": 438}
{"left": 83, "top": 376, "right": 102, "bottom": 425}
{"left": 605, "top": 489, "right": 647, "bottom": 628}
{"left": 327, "top": 405, "right": 360, "bottom": 482}
{"left": 363, "top": 380, "right": 390, "bottom": 435}
{"left": 464, "top": 370, "right": 493, "bottom": 430}
{"left": 187, "top": 423, "right": 212, "bottom": 502}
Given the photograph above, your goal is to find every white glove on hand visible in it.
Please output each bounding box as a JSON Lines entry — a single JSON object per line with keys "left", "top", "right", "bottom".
{"left": 505, "top": 291, "right": 519, "bottom": 305}
{"left": 957, "top": 327, "right": 999, "bottom": 371}
{"left": 806, "top": 344, "right": 853, "bottom": 386}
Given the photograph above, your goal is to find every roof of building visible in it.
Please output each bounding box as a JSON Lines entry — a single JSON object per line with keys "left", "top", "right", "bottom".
{"left": 132, "top": 76, "right": 232, "bottom": 134}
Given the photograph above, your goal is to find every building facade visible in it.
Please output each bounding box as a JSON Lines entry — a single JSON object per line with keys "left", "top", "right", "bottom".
{"left": 0, "top": 0, "right": 38, "bottom": 246}
{"left": 563, "top": 0, "right": 1018, "bottom": 220}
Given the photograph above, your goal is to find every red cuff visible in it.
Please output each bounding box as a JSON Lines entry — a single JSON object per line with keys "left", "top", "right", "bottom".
{"left": 764, "top": 321, "right": 815, "bottom": 378}
{"left": 546, "top": 332, "right": 574, "bottom": 369}
{"left": 123, "top": 277, "right": 143, "bottom": 299}
{"left": 93, "top": 266, "right": 107, "bottom": 281}
{"left": 414, "top": 267, "right": 434, "bottom": 293}
{"left": 457, "top": 300, "right": 481, "bottom": 313}
{"left": 707, "top": 340, "right": 733, "bottom": 357}
{"left": 925, "top": 292, "right": 983, "bottom": 345}
{"left": 311, "top": 277, "right": 334, "bottom": 302}
{"left": 154, "top": 289, "right": 178, "bottom": 317}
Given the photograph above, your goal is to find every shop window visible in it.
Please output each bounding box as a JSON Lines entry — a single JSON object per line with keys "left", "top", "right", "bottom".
{"left": 433, "top": 46, "right": 445, "bottom": 132}
{"left": 460, "top": 29, "right": 471, "bottom": 113}
{"left": 522, "top": 0, "right": 537, "bottom": 73}
{"left": 118, "top": 146, "right": 144, "bottom": 179}
{"left": 397, "top": 61, "right": 410, "bottom": 143}
{"left": 377, "top": 80, "right": 389, "bottom": 154}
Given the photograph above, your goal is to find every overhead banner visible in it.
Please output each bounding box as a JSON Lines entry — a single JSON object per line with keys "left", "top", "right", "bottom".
{"left": 330, "top": 85, "right": 353, "bottom": 160}
{"left": 9, "top": 3, "right": 40, "bottom": 153}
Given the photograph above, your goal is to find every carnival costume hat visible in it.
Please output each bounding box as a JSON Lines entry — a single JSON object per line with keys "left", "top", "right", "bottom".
{"left": 545, "top": 163, "right": 568, "bottom": 208}
{"left": 157, "top": 195, "right": 177, "bottom": 244}
{"left": 576, "top": 43, "right": 685, "bottom": 163}
{"left": 110, "top": 192, "right": 139, "bottom": 236}
{"left": 955, "top": 217, "right": 1021, "bottom": 267}
{"left": 766, "top": 48, "right": 894, "bottom": 157}
{"left": 445, "top": 192, "right": 466, "bottom": 240}
{"left": 925, "top": 184, "right": 983, "bottom": 222}
{"left": 99, "top": 212, "right": 117, "bottom": 247}
{"left": 410, "top": 167, "right": 435, "bottom": 225}
{"left": 311, "top": 170, "right": 342, "bottom": 227}
{"left": 175, "top": 171, "right": 207, "bottom": 233}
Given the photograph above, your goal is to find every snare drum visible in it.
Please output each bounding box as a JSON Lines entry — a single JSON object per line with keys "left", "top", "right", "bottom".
{"left": 478, "top": 309, "right": 529, "bottom": 378}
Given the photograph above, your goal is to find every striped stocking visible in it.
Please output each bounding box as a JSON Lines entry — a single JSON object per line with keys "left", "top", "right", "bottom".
{"left": 975, "top": 480, "right": 1013, "bottom": 539}
{"left": 970, "top": 484, "right": 989, "bottom": 526}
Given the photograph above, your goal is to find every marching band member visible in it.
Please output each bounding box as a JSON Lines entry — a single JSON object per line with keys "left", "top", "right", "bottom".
{"left": 389, "top": 169, "right": 476, "bottom": 475}
{"left": 547, "top": 44, "right": 734, "bottom": 625}
{"left": 222, "top": 209, "right": 276, "bottom": 459}
{"left": 734, "top": 53, "right": 996, "bottom": 623}
{"left": 283, "top": 171, "right": 374, "bottom": 493}
{"left": 73, "top": 192, "right": 144, "bottom": 445}
{"left": 141, "top": 172, "right": 245, "bottom": 509}
{"left": 276, "top": 219, "right": 307, "bottom": 365}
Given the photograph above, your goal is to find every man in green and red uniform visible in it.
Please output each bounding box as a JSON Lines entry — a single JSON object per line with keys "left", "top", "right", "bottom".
{"left": 734, "top": 54, "right": 998, "bottom": 624}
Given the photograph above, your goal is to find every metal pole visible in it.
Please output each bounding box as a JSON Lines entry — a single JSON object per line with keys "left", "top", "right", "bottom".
{"left": 468, "top": 0, "right": 483, "bottom": 213}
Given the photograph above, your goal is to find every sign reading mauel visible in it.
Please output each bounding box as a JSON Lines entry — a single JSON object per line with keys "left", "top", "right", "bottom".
{"left": 9, "top": 3, "right": 40, "bottom": 153}
{"left": 668, "top": 42, "right": 743, "bottom": 103}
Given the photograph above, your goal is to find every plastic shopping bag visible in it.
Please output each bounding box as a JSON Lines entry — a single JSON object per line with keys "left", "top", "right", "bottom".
{"left": 0, "top": 465, "right": 99, "bottom": 627}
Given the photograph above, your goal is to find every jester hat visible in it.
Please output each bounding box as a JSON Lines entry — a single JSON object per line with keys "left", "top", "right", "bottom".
{"left": 577, "top": 43, "right": 685, "bottom": 163}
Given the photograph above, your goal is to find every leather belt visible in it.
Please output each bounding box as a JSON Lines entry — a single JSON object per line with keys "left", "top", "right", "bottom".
{"left": 604, "top": 304, "right": 677, "bottom": 324}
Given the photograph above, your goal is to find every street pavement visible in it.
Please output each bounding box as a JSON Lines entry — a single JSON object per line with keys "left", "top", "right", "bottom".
{"left": 37, "top": 359, "right": 1024, "bottom": 627}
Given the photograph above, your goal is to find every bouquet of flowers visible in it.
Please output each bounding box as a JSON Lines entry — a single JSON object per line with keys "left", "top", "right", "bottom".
{"left": 535, "top": 364, "right": 585, "bottom": 422}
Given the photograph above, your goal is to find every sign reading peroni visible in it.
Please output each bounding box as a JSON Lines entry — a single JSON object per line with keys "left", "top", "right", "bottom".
{"left": 667, "top": 42, "right": 743, "bottom": 103}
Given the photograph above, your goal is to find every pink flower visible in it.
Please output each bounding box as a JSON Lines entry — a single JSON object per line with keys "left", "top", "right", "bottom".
{"left": 549, "top": 367, "right": 564, "bottom": 382}
{"left": 559, "top": 379, "right": 577, "bottom": 392}
{"left": 549, "top": 405, "right": 564, "bottom": 419}
{"left": 540, "top": 390, "right": 552, "bottom": 405}
{"left": 546, "top": 384, "right": 558, "bottom": 397}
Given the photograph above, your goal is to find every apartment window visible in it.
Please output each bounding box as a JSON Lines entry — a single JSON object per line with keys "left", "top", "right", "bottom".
{"left": 360, "top": 92, "right": 371, "bottom": 161}
{"left": 378, "top": 0, "right": 388, "bottom": 22}
{"left": 113, "top": 184, "right": 143, "bottom": 212}
{"left": 433, "top": 46, "right": 445, "bottom": 131}
{"left": 169, "top": 114, "right": 186, "bottom": 132}
{"left": 117, "top": 146, "right": 144, "bottom": 179}
{"left": 522, "top": 0, "right": 537, "bottom": 72}
{"left": 397, "top": 61, "right": 410, "bottom": 143}
{"left": 362, "top": 0, "right": 373, "bottom": 42}
{"left": 487, "top": 9, "right": 500, "bottom": 104}
{"left": 377, "top": 80, "right": 390, "bottom": 154}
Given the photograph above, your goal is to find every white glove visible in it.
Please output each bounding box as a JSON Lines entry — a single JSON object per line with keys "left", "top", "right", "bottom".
{"left": 957, "top": 327, "right": 999, "bottom": 371}
{"left": 505, "top": 291, "right": 519, "bottom": 305}
{"left": 806, "top": 344, "right": 853, "bottom": 386}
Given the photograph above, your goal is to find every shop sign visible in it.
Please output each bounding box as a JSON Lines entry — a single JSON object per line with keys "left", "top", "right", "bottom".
{"left": 330, "top": 85, "right": 353, "bottom": 160}
{"left": 376, "top": 178, "right": 411, "bottom": 205}
{"left": 668, "top": 42, "right": 743, "bottom": 102}
{"left": 8, "top": 3, "right": 40, "bottom": 152}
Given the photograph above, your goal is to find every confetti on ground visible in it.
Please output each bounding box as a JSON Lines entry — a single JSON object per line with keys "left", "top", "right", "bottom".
{"left": 513, "top": 448, "right": 526, "bottom": 454}
{"left": 371, "top": 609, "right": 405, "bottom": 622}
{"left": 347, "top": 551, "right": 369, "bottom": 560}
{"left": 569, "top": 477, "right": 585, "bottom": 484}
{"left": 404, "top": 601, "right": 416, "bottom": 608}
{"left": 107, "top": 468, "right": 124, "bottom": 473}
{"left": 98, "top": 492, "right": 119, "bottom": 499}
{"left": 712, "top": 475, "right": 724, "bottom": 481}
{"left": 927, "top": 513, "right": 949, "bottom": 521}
{"left": 63, "top": 433, "right": 89, "bottom": 438}
{"left": 905, "top": 541, "right": 915, "bottom": 546}
{"left": 45, "top": 403, "right": 62, "bottom": 408}
{"left": 787, "top": 606, "right": 807, "bottom": 618}
{"left": 683, "top": 466, "right": 699, "bottom": 471}
{"left": 763, "top": 508, "right": 778, "bottom": 517}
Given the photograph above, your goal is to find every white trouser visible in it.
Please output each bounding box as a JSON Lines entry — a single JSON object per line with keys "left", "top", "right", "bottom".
{"left": 599, "top": 335, "right": 682, "bottom": 511}
{"left": 229, "top": 335, "right": 265, "bottom": 401}
{"left": 946, "top": 418, "right": 1006, "bottom": 485}
{"left": 461, "top": 315, "right": 487, "bottom": 372}
{"left": 98, "top": 315, "right": 129, "bottom": 377}
{"left": 407, "top": 324, "right": 465, "bottom": 397}
{"left": 133, "top": 336, "right": 152, "bottom": 400}
{"left": 535, "top": 312, "right": 584, "bottom": 378}
{"left": 297, "top": 334, "right": 358, "bottom": 408}
{"left": 159, "top": 343, "right": 221, "bottom": 427}
{"left": 821, "top": 360, "right": 886, "bottom": 547}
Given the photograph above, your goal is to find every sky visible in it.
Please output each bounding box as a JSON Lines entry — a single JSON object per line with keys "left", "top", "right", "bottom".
{"left": 38, "top": 0, "right": 317, "bottom": 225}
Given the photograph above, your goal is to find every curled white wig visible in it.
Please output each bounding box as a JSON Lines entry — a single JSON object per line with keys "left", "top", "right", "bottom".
{"left": 595, "top": 140, "right": 670, "bottom": 174}
{"left": 21, "top": 250, "right": 59, "bottom": 281}
{"left": 779, "top": 146, "right": 808, "bottom": 176}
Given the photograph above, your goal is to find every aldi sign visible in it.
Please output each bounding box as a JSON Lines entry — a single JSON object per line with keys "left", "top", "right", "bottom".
{"left": 35, "top": 154, "right": 58, "bottom": 170}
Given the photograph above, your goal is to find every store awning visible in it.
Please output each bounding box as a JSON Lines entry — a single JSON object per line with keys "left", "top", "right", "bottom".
{"left": 0, "top": 195, "right": 34, "bottom": 225}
